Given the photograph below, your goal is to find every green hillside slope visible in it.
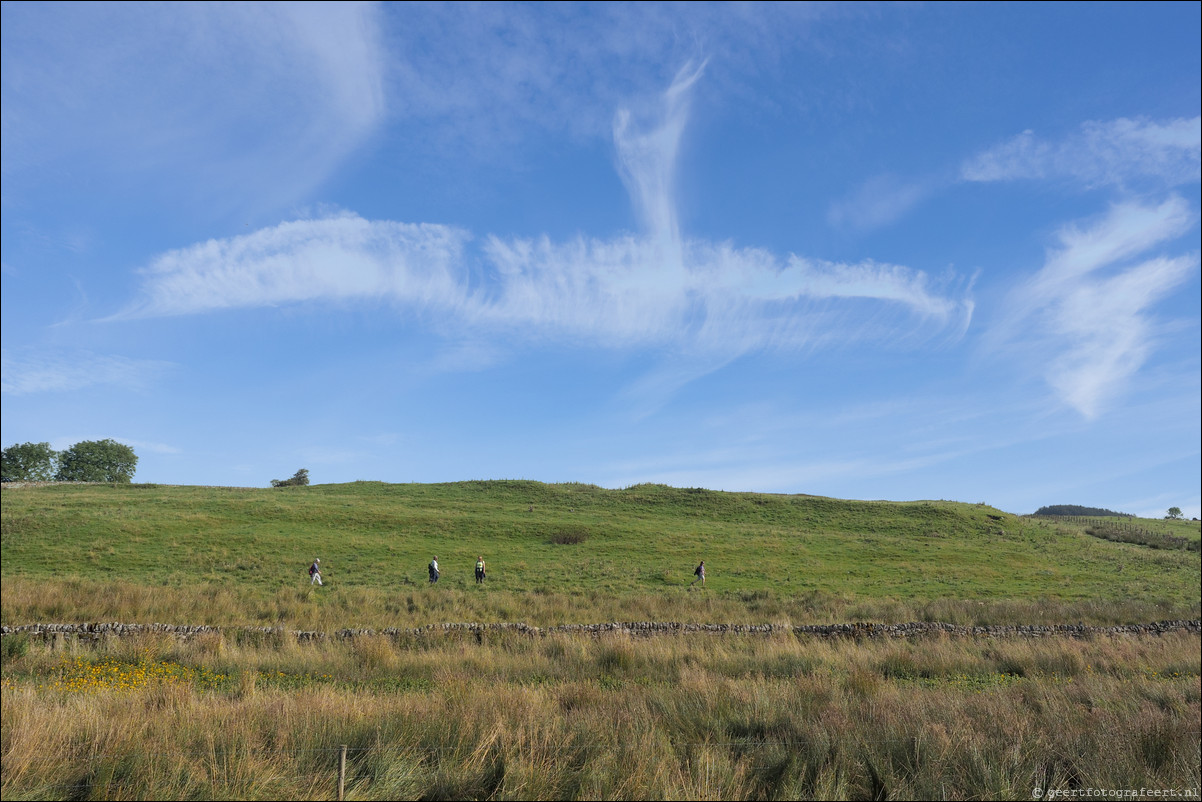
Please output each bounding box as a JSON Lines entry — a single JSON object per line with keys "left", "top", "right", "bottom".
{"left": 2, "top": 481, "right": 1198, "bottom": 628}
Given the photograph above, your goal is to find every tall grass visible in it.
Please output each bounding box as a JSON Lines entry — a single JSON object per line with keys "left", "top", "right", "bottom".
{"left": 4, "top": 482, "right": 1199, "bottom": 798}
{"left": 4, "top": 575, "right": 1197, "bottom": 630}
{"left": 3, "top": 630, "right": 1199, "bottom": 800}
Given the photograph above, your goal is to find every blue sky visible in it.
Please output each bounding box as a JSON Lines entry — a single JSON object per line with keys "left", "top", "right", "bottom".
{"left": 3, "top": 2, "right": 1199, "bottom": 518}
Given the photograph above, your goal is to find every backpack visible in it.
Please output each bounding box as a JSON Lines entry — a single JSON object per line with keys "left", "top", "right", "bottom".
{"left": 309, "top": 563, "right": 317, "bottom": 576}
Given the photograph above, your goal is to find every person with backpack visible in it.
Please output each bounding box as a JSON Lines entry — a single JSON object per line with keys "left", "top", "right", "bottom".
{"left": 691, "top": 560, "right": 705, "bottom": 587}
{"left": 309, "top": 558, "right": 323, "bottom": 586}
{"left": 428, "top": 556, "right": 440, "bottom": 584}
{"left": 475, "top": 555, "right": 487, "bottom": 584}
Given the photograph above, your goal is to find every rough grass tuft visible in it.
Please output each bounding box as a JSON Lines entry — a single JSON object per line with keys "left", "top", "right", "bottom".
{"left": 549, "top": 526, "right": 589, "bottom": 545}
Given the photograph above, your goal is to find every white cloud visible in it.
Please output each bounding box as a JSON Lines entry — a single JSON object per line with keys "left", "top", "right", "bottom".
{"left": 1044, "top": 254, "right": 1196, "bottom": 418}
{"left": 993, "top": 197, "right": 1199, "bottom": 418}
{"left": 1, "top": 349, "right": 172, "bottom": 395}
{"left": 121, "top": 213, "right": 969, "bottom": 355}
{"left": 827, "top": 174, "right": 937, "bottom": 231}
{"left": 1035, "top": 198, "right": 1196, "bottom": 288}
{"left": 616, "top": 354, "right": 742, "bottom": 421}
{"left": 118, "top": 215, "right": 471, "bottom": 319}
{"left": 614, "top": 60, "right": 707, "bottom": 249}
{"left": 379, "top": 3, "right": 834, "bottom": 159}
{"left": 423, "top": 342, "right": 509, "bottom": 375}
{"left": 961, "top": 116, "right": 1201, "bottom": 189}
{"left": 111, "top": 60, "right": 972, "bottom": 407}
{"left": 2, "top": 2, "right": 386, "bottom": 215}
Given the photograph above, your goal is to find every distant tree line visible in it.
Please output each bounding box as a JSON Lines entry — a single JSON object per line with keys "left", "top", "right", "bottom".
{"left": 1032, "top": 505, "right": 1132, "bottom": 518}
{"left": 1, "top": 440, "right": 138, "bottom": 483}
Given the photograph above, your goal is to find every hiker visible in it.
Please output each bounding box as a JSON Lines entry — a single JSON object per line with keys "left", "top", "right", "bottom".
{"left": 309, "top": 558, "right": 323, "bottom": 586}
{"left": 475, "top": 555, "right": 487, "bottom": 584}
{"left": 691, "top": 560, "right": 705, "bottom": 587}
{"left": 428, "top": 556, "right": 440, "bottom": 584}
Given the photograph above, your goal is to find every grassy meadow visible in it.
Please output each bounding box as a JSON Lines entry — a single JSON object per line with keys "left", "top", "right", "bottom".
{"left": 2, "top": 480, "right": 1199, "bottom": 628}
{"left": 2, "top": 480, "right": 1200, "bottom": 800}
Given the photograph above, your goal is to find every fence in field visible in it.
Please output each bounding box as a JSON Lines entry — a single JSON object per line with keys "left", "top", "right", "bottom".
{"left": 1028, "top": 515, "right": 1201, "bottom": 552}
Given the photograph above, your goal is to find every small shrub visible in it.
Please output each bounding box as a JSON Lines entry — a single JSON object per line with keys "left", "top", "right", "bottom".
{"left": 271, "top": 468, "right": 310, "bottom": 488}
{"left": 550, "top": 526, "right": 589, "bottom": 545}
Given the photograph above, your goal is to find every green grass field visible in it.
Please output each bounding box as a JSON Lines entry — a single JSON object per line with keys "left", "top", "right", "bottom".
{"left": 2, "top": 480, "right": 1199, "bottom": 628}
{"left": 3, "top": 481, "right": 1199, "bottom": 800}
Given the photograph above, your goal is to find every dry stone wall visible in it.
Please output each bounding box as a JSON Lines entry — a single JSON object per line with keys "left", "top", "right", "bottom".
{"left": 2, "top": 619, "right": 1198, "bottom": 643}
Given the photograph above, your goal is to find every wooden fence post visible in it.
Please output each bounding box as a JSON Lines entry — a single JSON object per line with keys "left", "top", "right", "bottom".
{"left": 338, "top": 744, "right": 347, "bottom": 801}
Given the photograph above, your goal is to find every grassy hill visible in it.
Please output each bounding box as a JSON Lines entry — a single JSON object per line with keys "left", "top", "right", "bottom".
{"left": 2, "top": 480, "right": 1199, "bottom": 628}
{"left": 3, "top": 481, "right": 1200, "bottom": 801}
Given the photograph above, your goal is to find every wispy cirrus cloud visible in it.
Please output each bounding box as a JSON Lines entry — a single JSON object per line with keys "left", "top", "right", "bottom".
{"left": 1, "top": 349, "right": 172, "bottom": 396}
{"left": 2, "top": 1, "right": 385, "bottom": 215}
{"left": 960, "top": 116, "right": 1201, "bottom": 189}
{"left": 965, "top": 115, "right": 1201, "bottom": 418}
{"left": 116, "top": 216, "right": 472, "bottom": 319}
{"left": 118, "top": 213, "right": 971, "bottom": 353}
{"left": 1045, "top": 252, "right": 1196, "bottom": 417}
{"left": 992, "top": 197, "right": 1199, "bottom": 418}
{"left": 827, "top": 174, "right": 939, "bottom": 232}
{"left": 114, "top": 64, "right": 972, "bottom": 374}
{"left": 826, "top": 116, "right": 1201, "bottom": 232}
{"left": 613, "top": 61, "right": 707, "bottom": 253}
{"left": 381, "top": 3, "right": 837, "bottom": 160}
